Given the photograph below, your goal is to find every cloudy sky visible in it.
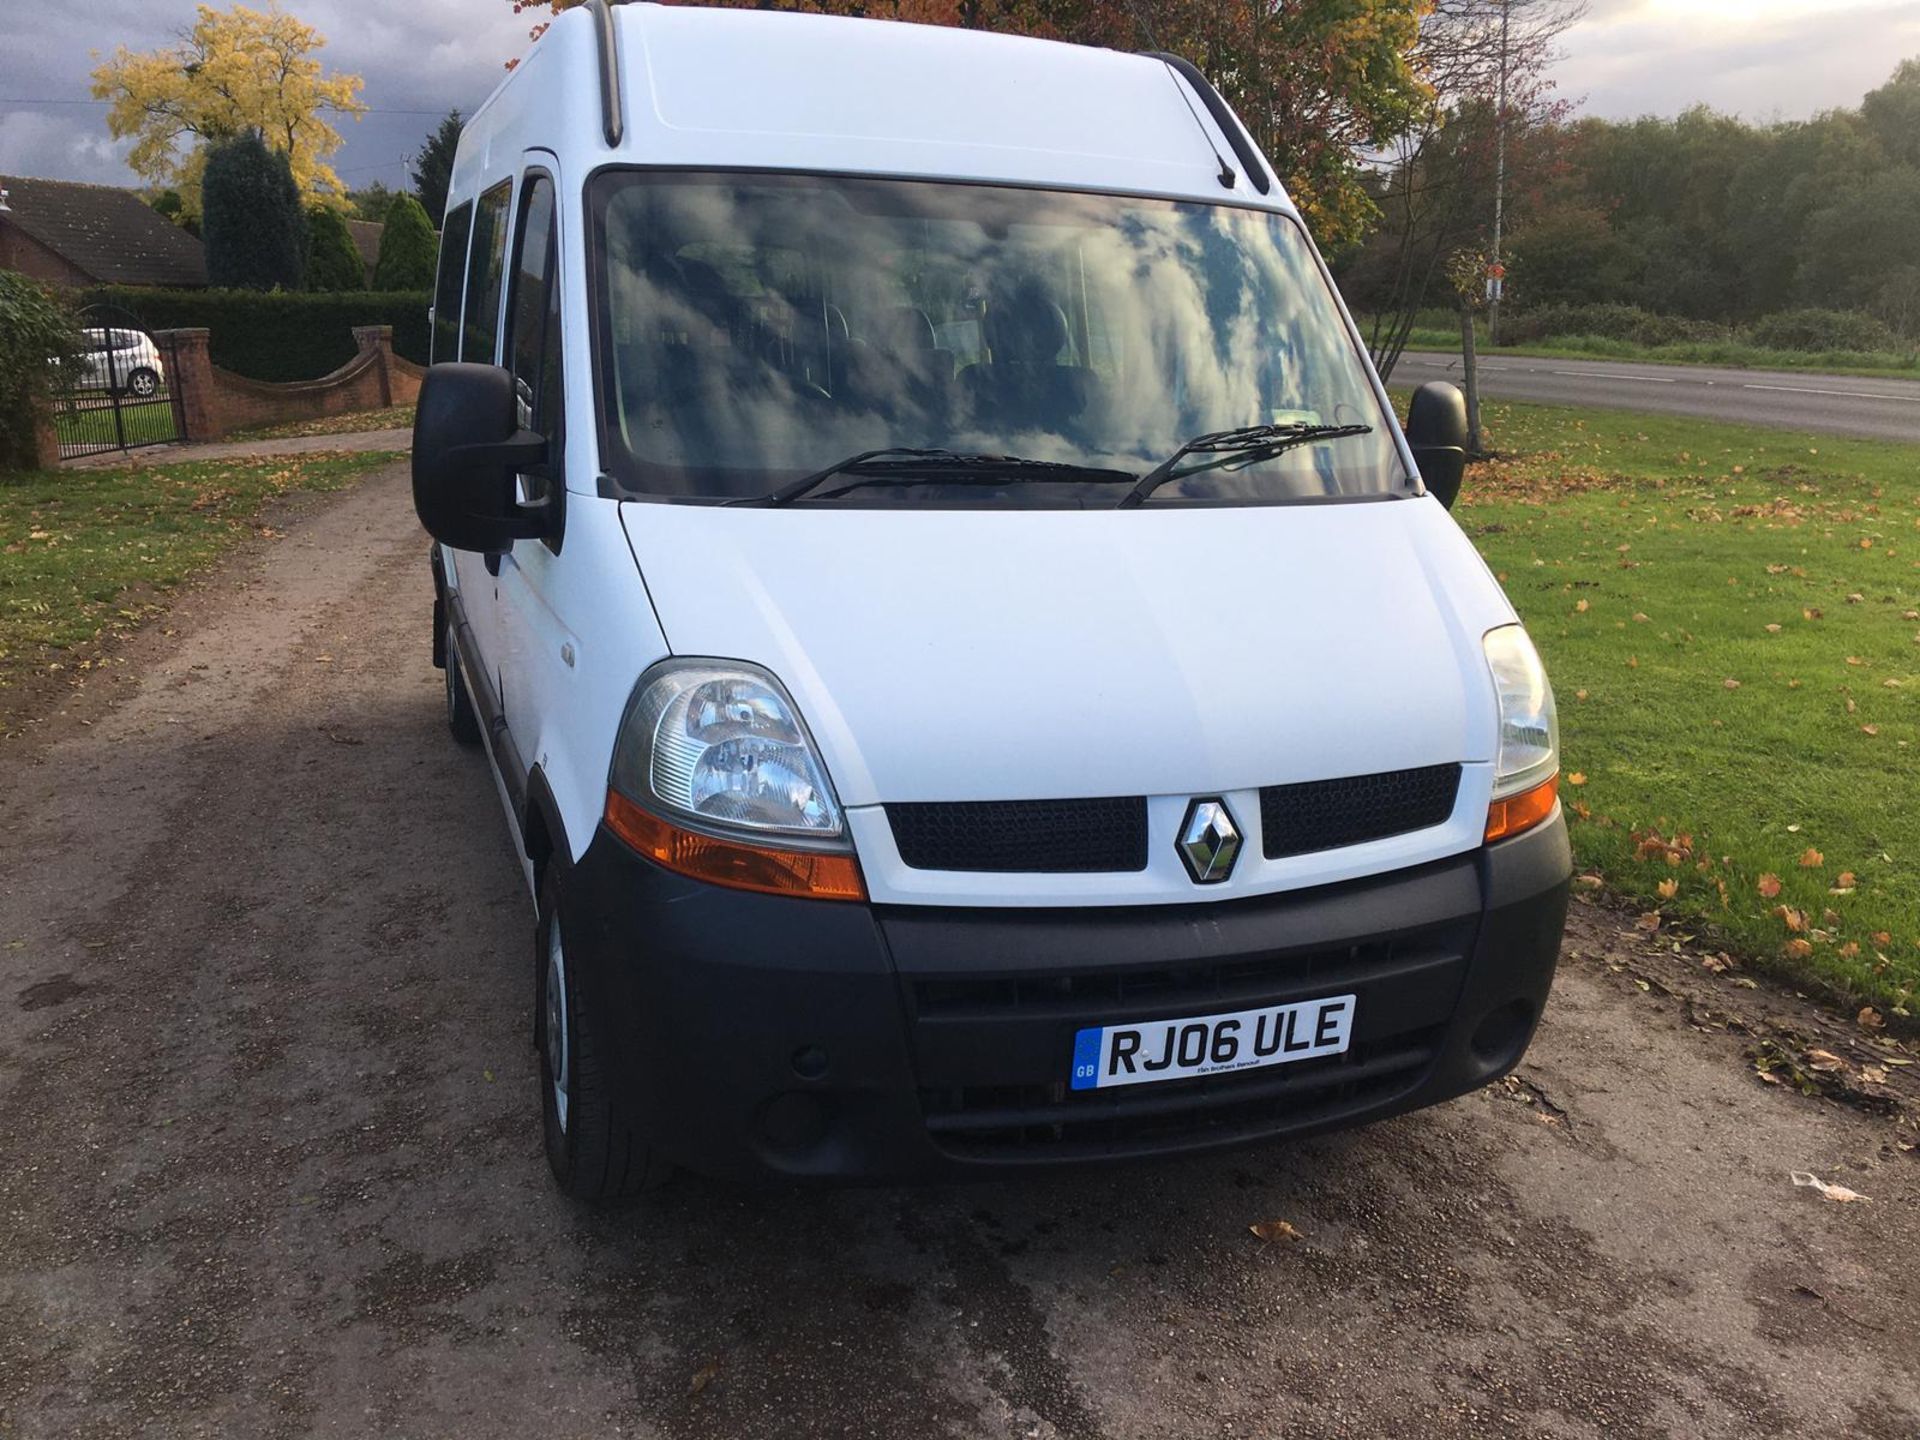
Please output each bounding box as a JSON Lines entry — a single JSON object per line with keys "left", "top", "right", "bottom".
{"left": 3, "top": 0, "right": 1918, "bottom": 192}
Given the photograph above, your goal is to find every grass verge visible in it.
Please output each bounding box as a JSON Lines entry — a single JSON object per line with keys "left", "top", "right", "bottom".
{"left": 0, "top": 450, "right": 404, "bottom": 700}
{"left": 1391, "top": 325, "right": 1920, "bottom": 380}
{"left": 1457, "top": 400, "right": 1919, "bottom": 1020}
{"left": 227, "top": 404, "right": 416, "bottom": 442}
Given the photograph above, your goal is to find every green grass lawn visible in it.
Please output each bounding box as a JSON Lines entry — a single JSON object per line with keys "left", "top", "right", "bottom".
{"left": 1457, "top": 401, "right": 1919, "bottom": 1019}
{"left": 0, "top": 450, "right": 403, "bottom": 694}
{"left": 51, "top": 397, "right": 179, "bottom": 451}
{"left": 1390, "top": 325, "right": 1920, "bottom": 380}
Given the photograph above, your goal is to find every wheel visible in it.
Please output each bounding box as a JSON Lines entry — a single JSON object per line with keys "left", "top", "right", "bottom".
{"left": 535, "top": 871, "right": 667, "bottom": 1200}
{"left": 125, "top": 367, "right": 160, "bottom": 399}
{"left": 443, "top": 618, "right": 482, "bottom": 747}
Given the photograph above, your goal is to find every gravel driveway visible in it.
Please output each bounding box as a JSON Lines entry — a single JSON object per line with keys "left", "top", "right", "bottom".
{"left": 2, "top": 461, "right": 1916, "bottom": 1439}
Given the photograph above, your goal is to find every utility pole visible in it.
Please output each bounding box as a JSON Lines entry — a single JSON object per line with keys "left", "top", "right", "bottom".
{"left": 1489, "top": 0, "right": 1510, "bottom": 345}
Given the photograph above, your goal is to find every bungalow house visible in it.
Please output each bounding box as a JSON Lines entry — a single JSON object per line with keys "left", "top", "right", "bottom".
{"left": 0, "top": 175, "right": 207, "bottom": 289}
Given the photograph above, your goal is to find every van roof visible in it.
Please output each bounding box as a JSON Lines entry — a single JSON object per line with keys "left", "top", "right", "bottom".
{"left": 459, "top": 2, "right": 1295, "bottom": 213}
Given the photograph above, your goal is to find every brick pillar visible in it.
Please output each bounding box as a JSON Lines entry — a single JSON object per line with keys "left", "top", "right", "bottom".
{"left": 156, "top": 328, "right": 224, "bottom": 441}
{"left": 351, "top": 324, "right": 395, "bottom": 407}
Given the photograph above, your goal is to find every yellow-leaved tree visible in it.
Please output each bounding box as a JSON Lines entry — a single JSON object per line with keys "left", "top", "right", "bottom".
{"left": 91, "top": 3, "right": 366, "bottom": 217}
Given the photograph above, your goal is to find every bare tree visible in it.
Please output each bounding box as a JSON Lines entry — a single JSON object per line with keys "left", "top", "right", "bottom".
{"left": 1358, "top": 0, "right": 1585, "bottom": 381}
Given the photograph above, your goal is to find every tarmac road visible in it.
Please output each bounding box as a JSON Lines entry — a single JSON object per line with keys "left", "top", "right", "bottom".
{"left": 1396, "top": 350, "right": 1920, "bottom": 442}
{"left": 3, "top": 462, "right": 1917, "bottom": 1439}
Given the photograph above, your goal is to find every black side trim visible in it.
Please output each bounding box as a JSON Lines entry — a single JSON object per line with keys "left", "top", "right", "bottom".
{"left": 444, "top": 582, "right": 528, "bottom": 832}
{"left": 588, "top": 0, "right": 624, "bottom": 148}
{"left": 1144, "top": 52, "right": 1272, "bottom": 195}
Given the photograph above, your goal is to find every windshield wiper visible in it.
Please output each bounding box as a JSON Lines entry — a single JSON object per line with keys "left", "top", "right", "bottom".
{"left": 1115, "top": 422, "right": 1374, "bottom": 509}
{"left": 731, "top": 448, "right": 1137, "bottom": 507}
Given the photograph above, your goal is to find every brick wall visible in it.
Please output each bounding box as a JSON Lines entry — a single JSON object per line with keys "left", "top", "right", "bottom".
{"left": 158, "top": 324, "right": 421, "bottom": 442}
{"left": 0, "top": 222, "right": 94, "bottom": 287}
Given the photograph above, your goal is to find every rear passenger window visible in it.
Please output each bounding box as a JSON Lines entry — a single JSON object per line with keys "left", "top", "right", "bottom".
{"left": 461, "top": 180, "right": 512, "bottom": 363}
{"left": 432, "top": 201, "right": 473, "bottom": 364}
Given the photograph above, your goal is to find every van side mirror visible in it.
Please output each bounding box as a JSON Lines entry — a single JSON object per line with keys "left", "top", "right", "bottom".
{"left": 411, "top": 362, "right": 553, "bottom": 552}
{"left": 1404, "top": 381, "right": 1470, "bottom": 510}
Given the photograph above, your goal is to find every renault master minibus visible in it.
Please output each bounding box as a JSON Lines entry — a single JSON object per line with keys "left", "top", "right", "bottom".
{"left": 411, "top": 0, "right": 1571, "bottom": 1198}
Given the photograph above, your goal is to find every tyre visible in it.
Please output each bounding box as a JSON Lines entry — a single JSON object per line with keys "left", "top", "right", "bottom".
{"left": 125, "top": 367, "right": 160, "bottom": 399}
{"left": 536, "top": 870, "right": 667, "bottom": 1200}
{"left": 444, "top": 618, "right": 482, "bottom": 747}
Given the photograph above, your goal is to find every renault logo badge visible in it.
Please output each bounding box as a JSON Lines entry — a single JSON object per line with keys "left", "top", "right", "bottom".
{"left": 1177, "top": 798, "right": 1242, "bottom": 884}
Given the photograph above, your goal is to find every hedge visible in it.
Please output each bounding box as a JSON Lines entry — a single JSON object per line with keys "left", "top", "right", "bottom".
{"left": 75, "top": 286, "right": 430, "bottom": 382}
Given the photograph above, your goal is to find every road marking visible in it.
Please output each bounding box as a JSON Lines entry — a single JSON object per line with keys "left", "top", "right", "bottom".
{"left": 1742, "top": 382, "right": 1905, "bottom": 400}
{"left": 1550, "top": 369, "right": 1678, "bottom": 383}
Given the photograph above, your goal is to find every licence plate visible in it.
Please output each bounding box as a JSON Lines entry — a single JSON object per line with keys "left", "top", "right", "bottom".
{"left": 1070, "top": 993, "right": 1356, "bottom": 1091}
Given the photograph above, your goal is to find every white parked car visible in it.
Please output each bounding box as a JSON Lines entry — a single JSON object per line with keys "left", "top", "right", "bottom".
{"left": 412, "top": 1, "right": 1571, "bottom": 1199}
{"left": 64, "top": 327, "right": 166, "bottom": 399}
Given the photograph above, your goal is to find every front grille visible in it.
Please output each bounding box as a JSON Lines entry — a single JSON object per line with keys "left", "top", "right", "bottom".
{"left": 919, "top": 1032, "right": 1438, "bottom": 1159}
{"left": 1260, "top": 764, "right": 1462, "bottom": 859}
{"left": 908, "top": 920, "right": 1470, "bottom": 1160}
{"left": 887, "top": 797, "right": 1148, "bottom": 873}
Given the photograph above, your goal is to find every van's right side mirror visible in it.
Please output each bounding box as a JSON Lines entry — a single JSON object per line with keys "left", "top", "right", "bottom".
{"left": 412, "top": 362, "right": 553, "bottom": 552}
{"left": 1404, "top": 381, "right": 1470, "bottom": 510}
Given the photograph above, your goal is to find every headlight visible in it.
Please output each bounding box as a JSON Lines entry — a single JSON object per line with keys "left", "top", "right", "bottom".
{"left": 610, "top": 660, "right": 847, "bottom": 842}
{"left": 1483, "top": 625, "right": 1558, "bottom": 797}
{"left": 1482, "top": 625, "right": 1560, "bottom": 844}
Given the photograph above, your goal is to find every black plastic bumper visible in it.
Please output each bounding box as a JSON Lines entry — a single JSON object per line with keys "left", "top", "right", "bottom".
{"left": 561, "top": 810, "right": 1572, "bottom": 1182}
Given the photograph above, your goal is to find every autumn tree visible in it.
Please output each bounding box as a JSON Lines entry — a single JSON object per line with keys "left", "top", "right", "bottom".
{"left": 203, "top": 133, "right": 308, "bottom": 290}
{"left": 411, "top": 111, "right": 464, "bottom": 227}
{"left": 91, "top": 3, "right": 366, "bottom": 217}
{"left": 513, "top": 0, "right": 1431, "bottom": 251}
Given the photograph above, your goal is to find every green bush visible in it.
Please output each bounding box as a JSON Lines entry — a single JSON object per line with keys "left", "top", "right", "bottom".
{"left": 1747, "top": 308, "right": 1901, "bottom": 353}
{"left": 203, "top": 134, "right": 307, "bottom": 292}
{"left": 0, "top": 273, "right": 79, "bottom": 471}
{"left": 1500, "top": 303, "right": 1731, "bottom": 348}
{"left": 373, "top": 194, "right": 439, "bottom": 291}
{"left": 305, "top": 207, "right": 367, "bottom": 293}
{"left": 77, "top": 286, "right": 430, "bottom": 382}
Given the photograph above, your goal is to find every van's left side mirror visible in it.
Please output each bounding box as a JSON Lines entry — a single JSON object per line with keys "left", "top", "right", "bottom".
{"left": 1404, "top": 381, "right": 1470, "bottom": 510}
{"left": 412, "top": 362, "right": 553, "bottom": 552}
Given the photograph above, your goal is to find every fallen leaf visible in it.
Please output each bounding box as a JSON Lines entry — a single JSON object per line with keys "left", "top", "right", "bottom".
{"left": 1657, "top": 877, "right": 1679, "bottom": 899}
{"left": 1862, "top": 1065, "right": 1889, "bottom": 1085}
{"left": 1835, "top": 872, "right": 1857, "bottom": 889}
{"left": 1804, "top": 1049, "right": 1846, "bottom": 1072}
{"left": 1799, "top": 848, "right": 1824, "bottom": 868}
{"left": 1785, "top": 938, "right": 1813, "bottom": 958}
{"left": 1633, "top": 612, "right": 1649, "bottom": 623}
{"left": 1574, "top": 688, "right": 1589, "bottom": 701}
{"left": 1765, "top": 623, "right": 1782, "bottom": 634}
{"left": 1567, "top": 772, "right": 1587, "bottom": 786}
{"left": 1575, "top": 598, "right": 1590, "bottom": 613}
{"left": 1791, "top": 1171, "right": 1868, "bottom": 1203}
{"left": 1723, "top": 678, "right": 1742, "bottom": 690}
{"left": 1249, "top": 1219, "right": 1303, "bottom": 1244}
{"left": 1757, "top": 873, "right": 1782, "bottom": 898}
{"left": 1627, "top": 655, "right": 1639, "bottom": 669}
{"left": 689, "top": 1360, "right": 721, "bottom": 1397}
{"left": 1858, "top": 1006, "right": 1885, "bottom": 1031}
{"left": 1862, "top": 724, "right": 1880, "bottom": 737}
{"left": 1636, "top": 911, "right": 1662, "bottom": 932}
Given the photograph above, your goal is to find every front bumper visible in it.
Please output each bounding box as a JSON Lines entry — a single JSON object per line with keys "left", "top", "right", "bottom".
{"left": 562, "top": 810, "right": 1572, "bottom": 1182}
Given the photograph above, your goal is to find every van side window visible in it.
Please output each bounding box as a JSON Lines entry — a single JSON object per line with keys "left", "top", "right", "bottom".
{"left": 506, "top": 172, "right": 562, "bottom": 447}
{"left": 461, "top": 180, "right": 513, "bottom": 363}
{"left": 432, "top": 201, "right": 474, "bottom": 364}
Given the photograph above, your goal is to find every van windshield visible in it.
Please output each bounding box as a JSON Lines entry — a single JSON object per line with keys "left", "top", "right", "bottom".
{"left": 588, "top": 172, "right": 1409, "bottom": 506}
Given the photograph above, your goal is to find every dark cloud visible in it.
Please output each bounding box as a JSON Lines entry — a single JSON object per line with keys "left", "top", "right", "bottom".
{"left": 0, "top": 0, "right": 528, "bottom": 191}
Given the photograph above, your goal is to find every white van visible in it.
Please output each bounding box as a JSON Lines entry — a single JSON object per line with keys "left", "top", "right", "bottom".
{"left": 413, "top": 1, "right": 1570, "bottom": 1198}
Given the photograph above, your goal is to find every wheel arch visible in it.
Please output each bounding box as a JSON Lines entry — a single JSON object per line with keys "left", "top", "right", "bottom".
{"left": 523, "top": 764, "right": 572, "bottom": 897}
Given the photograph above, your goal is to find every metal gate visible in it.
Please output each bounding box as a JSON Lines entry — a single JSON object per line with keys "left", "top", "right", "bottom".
{"left": 52, "top": 304, "right": 185, "bottom": 460}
